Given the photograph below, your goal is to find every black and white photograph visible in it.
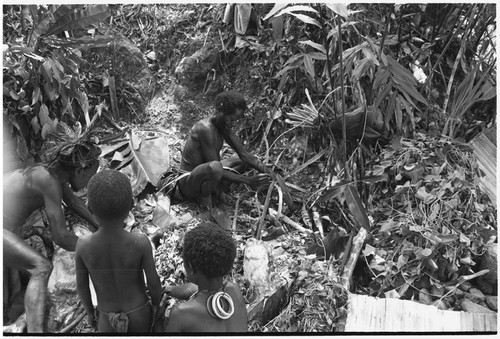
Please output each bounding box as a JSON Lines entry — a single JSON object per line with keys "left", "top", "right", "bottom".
{"left": 2, "top": 2, "right": 497, "bottom": 334}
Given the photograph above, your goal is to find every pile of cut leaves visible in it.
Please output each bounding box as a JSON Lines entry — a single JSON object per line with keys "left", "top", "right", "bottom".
{"left": 357, "top": 133, "right": 497, "bottom": 309}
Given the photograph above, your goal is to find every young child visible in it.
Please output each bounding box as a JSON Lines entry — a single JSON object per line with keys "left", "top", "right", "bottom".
{"left": 164, "top": 222, "right": 247, "bottom": 332}
{"left": 75, "top": 170, "right": 162, "bottom": 333}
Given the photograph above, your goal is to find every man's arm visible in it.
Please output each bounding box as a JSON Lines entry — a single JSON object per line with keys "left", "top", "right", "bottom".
{"left": 62, "top": 184, "right": 99, "bottom": 229}
{"left": 223, "top": 130, "right": 269, "bottom": 173}
{"left": 37, "top": 174, "right": 78, "bottom": 251}
{"left": 164, "top": 282, "right": 198, "bottom": 300}
{"left": 141, "top": 236, "right": 162, "bottom": 307}
{"left": 75, "top": 239, "right": 96, "bottom": 329}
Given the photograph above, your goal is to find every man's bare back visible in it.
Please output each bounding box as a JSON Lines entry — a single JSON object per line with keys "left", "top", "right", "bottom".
{"left": 3, "top": 142, "right": 100, "bottom": 332}
{"left": 181, "top": 118, "right": 224, "bottom": 171}
{"left": 3, "top": 166, "right": 59, "bottom": 232}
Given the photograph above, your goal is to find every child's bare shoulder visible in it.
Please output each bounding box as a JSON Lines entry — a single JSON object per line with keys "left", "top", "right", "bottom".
{"left": 170, "top": 299, "right": 201, "bottom": 321}
{"left": 225, "top": 281, "right": 244, "bottom": 295}
{"left": 75, "top": 233, "right": 93, "bottom": 252}
{"left": 128, "top": 231, "right": 152, "bottom": 249}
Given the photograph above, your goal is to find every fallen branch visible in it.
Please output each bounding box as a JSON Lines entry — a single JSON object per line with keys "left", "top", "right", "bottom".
{"left": 339, "top": 227, "right": 368, "bottom": 291}
{"left": 243, "top": 200, "right": 312, "bottom": 235}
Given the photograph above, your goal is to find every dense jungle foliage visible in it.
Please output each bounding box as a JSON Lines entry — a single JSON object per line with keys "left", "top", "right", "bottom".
{"left": 2, "top": 3, "right": 497, "bottom": 332}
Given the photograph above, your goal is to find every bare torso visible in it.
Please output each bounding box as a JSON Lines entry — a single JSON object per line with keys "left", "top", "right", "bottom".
{"left": 181, "top": 118, "right": 224, "bottom": 171}
{"left": 3, "top": 166, "right": 57, "bottom": 233}
{"left": 76, "top": 229, "right": 150, "bottom": 313}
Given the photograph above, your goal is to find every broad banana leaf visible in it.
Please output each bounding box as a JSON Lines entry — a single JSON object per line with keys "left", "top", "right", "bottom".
{"left": 212, "top": 207, "right": 231, "bottom": 230}
{"left": 100, "top": 130, "right": 170, "bottom": 196}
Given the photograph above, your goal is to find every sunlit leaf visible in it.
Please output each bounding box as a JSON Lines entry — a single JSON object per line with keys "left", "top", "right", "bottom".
{"left": 288, "top": 13, "right": 321, "bottom": 28}
{"left": 459, "top": 233, "right": 471, "bottom": 246}
{"left": 263, "top": 3, "right": 289, "bottom": 21}
{"left": 352, "top": 58, "right": 371, "bottom": 81}
{"left": 41, "top": 123, "right": 54, "bottom": 140}
{"left": 299, "top": 40, "right": 326, "bottom": 54}
{"left": 324, "top": 3, "right": 349, "bottom": 18}
{"left": 384, "top": 289, "right": 401, "bottom": 299}
{"left": 363, "top": 243, "right": 376, "bottom": 256}
{"left": 38, "top": 104, "right": 52, "bottom": 126}
{"left": 421, "top": 248, "right": 432, "bottom": 257}
{"left": 111, "top": 151, "right": 125, "bottom": 162}
{"left": 234, "top": 4, "right": 252, "bottom": 35}
{"left": 437, "top": 234, "right": 458, "bottom": 245}
{"left": 279, "top": 5, "right": 318, "bottom": 16}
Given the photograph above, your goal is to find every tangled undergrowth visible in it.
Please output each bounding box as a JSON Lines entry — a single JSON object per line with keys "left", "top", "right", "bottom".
{"left": 359, "top": 133, "right": 496, "bottom": 305}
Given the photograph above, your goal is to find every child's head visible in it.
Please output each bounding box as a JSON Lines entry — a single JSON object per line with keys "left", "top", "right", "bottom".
{"left": 182, "top": 222, "right": 236, "bottom": 279}
{"left": 87, "top": 169, "right": 133, "bottom": 221}
{"left": 214, "top": 91, "right": 247, "bottom": 116}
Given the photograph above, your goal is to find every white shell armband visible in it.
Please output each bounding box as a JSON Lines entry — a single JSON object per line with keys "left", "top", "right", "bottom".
{"left": 206, "top": 291, "right": 234, "bottom": 320}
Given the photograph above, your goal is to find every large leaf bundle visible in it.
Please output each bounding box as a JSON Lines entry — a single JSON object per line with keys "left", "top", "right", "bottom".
{"left": 100, "top": 130, "right": 170, "bottom": 196}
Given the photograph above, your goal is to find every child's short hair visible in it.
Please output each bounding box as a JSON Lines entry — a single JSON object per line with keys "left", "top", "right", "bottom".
{"left": 87, "top": 169, "right": 132, "bottom": 220}
{"left": 214, "top": 91, "right": 247, "bottom": 116}
{"left": 182, "top": 223, "right": 236, "bottom": 277}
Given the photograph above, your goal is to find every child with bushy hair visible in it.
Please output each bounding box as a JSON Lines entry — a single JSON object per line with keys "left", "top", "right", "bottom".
{"left": 164, "top": 222, "right": 247, "bottom": 332}
{"left": 75, "top": 169, "right": 162, "bottom": 333}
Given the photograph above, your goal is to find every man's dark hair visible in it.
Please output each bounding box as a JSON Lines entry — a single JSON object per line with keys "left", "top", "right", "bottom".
{"left": 48, "top": 141, "right": 101, "bottom": 171}
{"left": 87, "top": 169, "right": 133, "bottom": 220}
{"left": 214, "top": 91, "right": 247, "bottom": 116}
{"left": 182, "top": 222, "right": 236, "bottom": 277}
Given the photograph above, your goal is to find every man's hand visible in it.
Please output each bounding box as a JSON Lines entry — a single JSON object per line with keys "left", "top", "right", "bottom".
{"left": 247, "top": 173, "right": 272, "bottom": 190}
{"left": 164, "top": 283, "right": 198, "bottom": 300}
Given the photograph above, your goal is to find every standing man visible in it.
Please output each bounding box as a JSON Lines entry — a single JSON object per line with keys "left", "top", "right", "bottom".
{"left": 175, "top": 90, "right": 272, "bottom": 206}
{"left": 3, "top": 140, "right": 101, "bottom": 332}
